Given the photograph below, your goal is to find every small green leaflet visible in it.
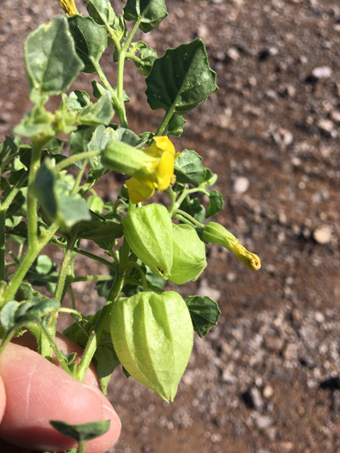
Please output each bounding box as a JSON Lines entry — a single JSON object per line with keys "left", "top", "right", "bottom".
{"left": 175, "top": 149, "right": 204, "bottom": 187}
{"left": 185, "top": 295, "right": 221, "bottom": 337}
{"left": 50, "top": 419, "right": 110, "bottom": 443}
{"left": 86, "top": 0, "right": 115, "bottom": 26}
{"left": 124, "top": 0, "right": 168, "bottom": 32}
{"left": 207, "top": 190, "right": 224, "bottom": 217}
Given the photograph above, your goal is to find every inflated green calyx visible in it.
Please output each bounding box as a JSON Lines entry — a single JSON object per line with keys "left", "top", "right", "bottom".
{"left": 122, "top": 204, "right": 173, "bottom": 278}
{"left": 169, "top": 224, "right": 207, "bottom": 285}
{"left": 110, "top": 291, "right": 194, "bottom": 402}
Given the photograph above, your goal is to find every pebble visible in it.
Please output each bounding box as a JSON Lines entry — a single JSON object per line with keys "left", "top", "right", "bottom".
{"left": 318, "top": 119, "right": 335, "bottom": 135}
{"left": 197, "top": 279, "right": 221, "bottom": 300}
{"left": 264, "top": 335, "right": 284, "bottom": 353}
{"left": 233, "top": 176, "right": 249, "bottom": 193}
{"left": 311, "top": 65, "right": 333, "bottom": 79}
{"left": 263, "top": 385, "right": 274, "bottom": 398}
{"left": 253, "top": 414, "right": 274, "bottom": 430}
{"left": 313, "top": 227, "right": 332, "bottom": 244}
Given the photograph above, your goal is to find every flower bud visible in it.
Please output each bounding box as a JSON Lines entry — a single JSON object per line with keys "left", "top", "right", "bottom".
{"left": 102, "top": 140, "right": 158, "bottom": 177}
{"left": 122, "top": 204, "right": 173, "bottom": 278}
{"left": 203, "top": 222, "right": 261, "bottom": 270}
{"left": 169, "top": 224, "right": 207, "bottom": 285}
{"left": 110, "top": 291, "right": 194, "bottom": 402}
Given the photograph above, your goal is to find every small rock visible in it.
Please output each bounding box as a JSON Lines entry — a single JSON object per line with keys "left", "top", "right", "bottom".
{"left": 264, "top": 335, "right": 284, "bottom": 353}
{"left": 233, "top": 176, "right": 249, "bottom": 193}
{"left": 318, "top": 119, "right": 335, "bottom": 134}
{"left": 314, "top": 311, "right": 325, "bottom": 323}
{"left": 197, "top": 279, "right": 221, "bottom": 300}
{"left": 253, "top": 414, "right": 274, "bottom": 430}
{"left": 313, "top": 227, "right": 332, "bottom": 244}
{"left": 263, "top": 385, "right": 274, "bottom": 398}
{"left": 258, "top": 47, "right": 278, "bottom": 61}
{"left": 311, "top": 65, "right": 332, "bottom": 79}
{"left": 283, "top": 343, "right": 298, "bottom": 361}
{"left": 227, "top": 47, "right": 240, "bottom": 61}
{"left": 241, "top": 387, "right": 264, "bottom": 410}
{"left": 330, "top": 110, "right": 340, "bottom": 123}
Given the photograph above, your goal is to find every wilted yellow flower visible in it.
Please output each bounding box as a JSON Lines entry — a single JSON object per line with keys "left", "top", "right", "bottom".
{"left": 203, "top": 222, "right": 261, "bottom": 271}
{"left": 58, "top": 0, "right": 78, "bottom": 16}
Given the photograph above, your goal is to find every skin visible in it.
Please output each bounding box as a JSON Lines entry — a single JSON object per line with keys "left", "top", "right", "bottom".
{"left": 0, "top": 334, "right": 121, "bottom": 452}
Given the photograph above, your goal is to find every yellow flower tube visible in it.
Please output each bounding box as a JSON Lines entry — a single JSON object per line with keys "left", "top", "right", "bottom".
{"left": 58, "top": 0, "right": 78, "bottom": 16}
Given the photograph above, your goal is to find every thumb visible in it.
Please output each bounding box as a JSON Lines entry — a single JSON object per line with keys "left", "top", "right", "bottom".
{"left": 0, "top": 342, "right": 120, "bottom": 452}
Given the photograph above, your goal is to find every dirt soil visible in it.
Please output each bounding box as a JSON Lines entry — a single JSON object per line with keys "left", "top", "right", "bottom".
{"left": 1, "top": 0, "right": 340, "bottom": 452}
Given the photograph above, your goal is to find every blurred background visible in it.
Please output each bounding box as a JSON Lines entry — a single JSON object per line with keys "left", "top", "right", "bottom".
{"left": 1, "top": 0, "right": 340, "bottom": 451}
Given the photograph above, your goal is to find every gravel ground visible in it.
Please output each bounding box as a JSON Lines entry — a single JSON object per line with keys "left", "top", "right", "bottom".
{"left": 1, "top": 1, "right": 340, "bottom": 452}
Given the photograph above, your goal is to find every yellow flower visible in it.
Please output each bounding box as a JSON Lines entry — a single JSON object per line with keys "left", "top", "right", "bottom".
{"left": 58, "top": 0, "right": 78, "bottom": 16}
{"left": 203, "top": 222, "right": 261, "bottom": 271}
{"left": 126, "top": 137, "right": 177, "bottom": 203}
{"left": 125, "top": 177, "right": 155, "bottom": 204}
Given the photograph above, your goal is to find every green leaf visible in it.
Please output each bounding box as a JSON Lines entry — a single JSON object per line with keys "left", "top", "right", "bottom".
{"left": 146, "top": 39, "right": 218, "bottom": 116}
{"left": 58, "top": 194, "right": 91, "bottom": 228}
{"left": 74, "top": 218, "right": 123, "bottom": 242}
{"left": 77, "top": 91, "right": 114, "bottom": 125}
{"left": 68, "top": 15, "right": 108, "bottom": 73}
{"left": 14, "top": 105, "right": 55, "bottom": 139}
{"left": 91, "top": 80, "right": 106, "bottom": 99}
{"left": 34, "top": 163, "right": 91, "bottom": 228}
{"left": 207, "top": 190, "right": 224, "bottom": 217}
{"left": 175, "top": 149, "right": 204, "bottom": 187}
{"left": 70, "top": 126, "right": 97, "bottom": 154}
{"left": 200, "top": 167, "right": 217, "bottom": 186}
{"left": 0, "top": 296, "right": 60, "bottom": 333}
{"left": 93, "top": 339, "right": 120, "bottom": 393}
{"left": 185, "top": 295, "right": 221, "bottom": 337}
{"left": 179, "top": 197, "right": 206, "bottom": 224}
{"left": 34, "top": 163, "right": 58, "bottom": 219}
{"left": 123, "top": 0, "right": 168, "bottom": 32}
{"left": 24, "top": 16, "right": 84, "bottom": 96}
{"left": 50, "top": 419, "right": 110, "bottom": 443}
{"left": 26, "top": 255, "right": 58, "bottom": 292}
{"left": 130, "top": 41, "right": 158, "bottom": 76}
{"left": 166, "top": 114, "right": 186, "bottom": 137}
{"left": 86, "top": 0, "right": 115, "bottom": 26}
{"left": 68, "top": 90, "right": 91, "bottom": 112}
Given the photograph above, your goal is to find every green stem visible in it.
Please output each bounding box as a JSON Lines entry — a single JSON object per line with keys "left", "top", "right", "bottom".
{"left": 49, "top": 237, "right": 117, "bottom": 270}
{"left": 38, "top": 321, "right": 71, "bottom": 375}
{"left": 117, "top": 50, "right": 126, "bottom": 102}
{"left": 75, "top": 241, "right": 129, "bottom": 382}
{"left": 1, "top": 222, "right": 59, "bottom": 305}
{"left": 127, "top": 261, "right": 147, "bottom": 290}
{"left": 90, "top": 58, "right": 128, "bottom": 128}
{"left": 0, "top": 150, "right": 20, "bottom": 175}
{"left": 174, "top": 209, "right": 204, "bottom": 228}
{"left": 77, "top": 440, "right": 87, "bottom": 453}
{"left": 122, "top": 19, "right": 141, "bottom": 53}
{"left": 71, "top": 159, "right": 88, "bottom": 195}
{"left": 27, "top": 143, "right": 42, "bottom": 249}
{"left": 0, "top": 209, "right": 5, "bottom": 282}
{"left": 1, "top": 173, "right": 28, "bottom": 212}
{"left": 0, "top": 330, "right": 16, "bottom": 357}
{"left": 156, "top": 107, "right": 177, "bottom": 136}
{"left": 54, "top": 150, "right": 101, "bottom": 173}
{"left": 54, "top": 237, "right": 76, "bottom": 303}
